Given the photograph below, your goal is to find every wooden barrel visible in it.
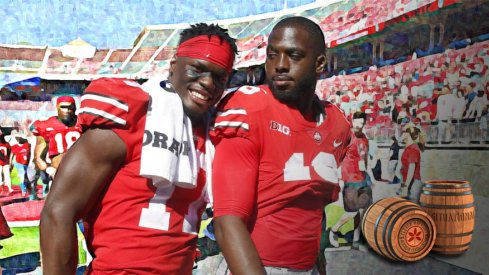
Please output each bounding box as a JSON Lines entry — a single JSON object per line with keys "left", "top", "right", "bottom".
{"left": 361, "top": 197, "right": 436, "bottom": 261}
{"left": 419, "top": 180, "right": 475, "bottom": 255}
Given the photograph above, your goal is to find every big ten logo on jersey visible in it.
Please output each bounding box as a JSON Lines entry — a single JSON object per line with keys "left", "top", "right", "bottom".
{"left": 53, "top": 130, "right": 81, "bottom": 154}
{"left": 142, "top": 130, "right": 190, "bottom": 157}
{"left": 284, "top": 152, "right": 339, "bottom": 184}
{"left": 270, "top": 120, "right": 290, "bottom": 136}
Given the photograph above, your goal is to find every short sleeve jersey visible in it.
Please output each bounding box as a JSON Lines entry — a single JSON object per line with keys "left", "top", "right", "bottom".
{"left": 341, "top": 133, "right": 369, "bottom": 183}
{"left": 211, "top": 85, "right": 351, "bottom": 270}
{"left": 11, "top": 143, "right": 30, "bottom": 165}
{"left": 401, "top": 143, "right": 421, "bottom": 182}
{"left": 30, "top": 116, "right": 81, "bottom": 158}
{"left": 78, "top": 78, "right": 208, "bottom": 274}
{"left": 0, "top": 142, "right": 11, "bottom": 166}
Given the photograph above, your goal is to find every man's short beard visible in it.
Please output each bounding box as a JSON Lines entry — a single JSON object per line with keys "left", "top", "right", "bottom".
{"left": 267, "top": 74, "right": 316, "bottom": 105}
{"left": 60, "top": 116, "right": 76, "bottom": 126}
{"left": 269, "top": 86, "right": 300, "bottom": 104}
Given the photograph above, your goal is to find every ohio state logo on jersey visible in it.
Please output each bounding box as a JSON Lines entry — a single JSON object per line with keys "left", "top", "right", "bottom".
{"left": 313, "top": 132, "right": 322, "bottom": 142}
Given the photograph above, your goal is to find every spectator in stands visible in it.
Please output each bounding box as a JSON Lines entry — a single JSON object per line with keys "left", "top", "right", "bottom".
{"left": 388, "top": 135, "right": 401, "bottom": 184}
{"left": 397, "top": 103, "right": 412, "bottom": 124}
{"left": 465, "top": 89, "right": 488, "bottom": 120}
{"left": 446, "top": 61, "right": 461, "bottom": 88}
{"left": 245, "top": 65, "right": 265, "bottom": 86}
{"left": 465, "top": 84, "right": 477, "bottom": 106}
{"left": 398, "top": 125, "right": 423, "bottom": 203}
{"left": 416, "top": 94, "right": 432, "bottom": 123}
{"left": 436, "top": 86, "right": 456, "bottom": 144}
{"left": 0, "top": 131, "right": 13, "bottom": 195}
{"left": 40, "top": 23, "right": 238, "bottom": 274}
{"left": 10, "top": 134, "right": 32, "bottom": 199}
{"left": 357, "top": 85, "right": 374, "bottom": 103}
{"left": 453, "top": 89, "right": 467, "bottom": 143}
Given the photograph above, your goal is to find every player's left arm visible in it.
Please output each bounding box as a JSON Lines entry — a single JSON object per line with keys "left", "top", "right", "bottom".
{"left": 405, "top": 163, "right": 416, "bottom": 187}
{"left": 34, "top": 136, "right": 48, "bottom": 171}
{"left": 316, "top": 212, "right": 327, "bottom": 275}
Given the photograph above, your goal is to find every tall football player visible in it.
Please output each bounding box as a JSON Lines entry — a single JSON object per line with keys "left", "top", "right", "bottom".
{"left": 30, "top": 95, "right": 81, "bottom": 198}
{"left": 211, "top": 17, "right": 351, "bottom": 275}
{"left": 40, "top": 23, "right": 237, "bottom": 274}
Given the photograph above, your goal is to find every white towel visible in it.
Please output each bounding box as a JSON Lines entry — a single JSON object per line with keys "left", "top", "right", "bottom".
{"left": 204, "top": 130, "right": 216, "bottom": 205}
{"left": 140, "top": 78, "right": 197, "bottom": 189}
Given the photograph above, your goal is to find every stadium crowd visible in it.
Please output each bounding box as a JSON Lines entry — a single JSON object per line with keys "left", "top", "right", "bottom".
{"left": 317, "top": 39, "right": 489, "bottom": 144}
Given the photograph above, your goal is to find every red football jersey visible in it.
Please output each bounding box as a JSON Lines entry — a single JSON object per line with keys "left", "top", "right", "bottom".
{"left": 11, "top": 143, "right": 30, "bottom": 165}
{"left": 0, "top": 142, "right": 11, "bottom": 166}
{"left": 401, "top": 143, "right": 421, "bottom": 182}
{"left": 341, "top": 133, "right": 369, "bottom": 183}
{"left": 211, "top": 85, "right": 351, "bottom": 269}
{"left": 78, "top": 78, "right": 208, "bottom": 274}
{"left": 31, "top": 116, "right": 81, "bottom": 158}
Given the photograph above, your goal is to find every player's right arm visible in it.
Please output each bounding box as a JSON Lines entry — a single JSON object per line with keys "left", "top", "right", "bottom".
{"left": 211, "top": 86, "right": 267, "bottom": 275}
{"left": 34, "top": 136, "right": 48, "bottom": 171}
{"left": 40, "top": 128, "right": 126, "bottom": 274}
{"left": 40, "top": 78, "right": 133, "bottom": 274}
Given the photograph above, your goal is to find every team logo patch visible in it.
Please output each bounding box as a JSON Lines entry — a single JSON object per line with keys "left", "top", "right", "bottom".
{"left": 307, "top": 130, "right": 326, "bottom": 146}
{"left": 314, "top": 132, "right": 322, "bottom": 142}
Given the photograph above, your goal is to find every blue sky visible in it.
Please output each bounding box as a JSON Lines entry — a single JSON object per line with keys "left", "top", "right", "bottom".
{"left": 0, "top": 0, "right": 314, "bottom": 49}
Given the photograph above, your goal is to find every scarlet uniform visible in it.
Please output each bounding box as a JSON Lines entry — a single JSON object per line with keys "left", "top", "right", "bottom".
{"left": 30, "top": 116, "right": 81, "bottom": 158}
{"left": 11, "top": 142, "right": 30, "bottom": 165}
{"left": 0, "top": 142, "right": 10, "bottom": 166}
{"left": 78, "top": 78, "right": 208, "bottom": 274}
{"left": 211, "top": 85, "right": 351, "bottom": 269}
{"left": 401, "top": 143, "right": 421, "bottom": 183}
{"left": 341, "top": 133, "right": 369, "bottom": 183}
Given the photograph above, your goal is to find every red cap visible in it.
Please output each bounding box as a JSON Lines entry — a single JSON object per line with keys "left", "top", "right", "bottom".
{"left": 56, "top": 96, "right": 75, "bottom": 105}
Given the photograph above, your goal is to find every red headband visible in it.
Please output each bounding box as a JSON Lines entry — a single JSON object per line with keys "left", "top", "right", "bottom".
{"left": 57, "top": 96, "right": 75, "bottom": 105}
{"left": 176, "top": 35, "right": 234, "bottom": 72}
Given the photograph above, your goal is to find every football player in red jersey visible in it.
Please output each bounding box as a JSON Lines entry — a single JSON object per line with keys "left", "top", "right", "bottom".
{"left": 11, "top": 135, "right": 32, "bottom": 197}
{"left": 0, "top": 131, "right": 13, "bottom": 195}
{"left": 211, "top": 17, "right": 351, "bottom": 275}
{"left": 40, "top": 23, "right": 237, "bottom": 275}
{"left": 30, "top": 95, "right": 81, "bottom": 198}
{"left": 329, "top": 111, "right": 378, "bottom": 250}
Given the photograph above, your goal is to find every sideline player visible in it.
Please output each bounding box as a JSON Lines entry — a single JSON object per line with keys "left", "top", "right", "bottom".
{"left": 30, "top": 95, "right": 81, "bottom": 197}
{"left": 329, "top": 111, "right": 378, "bottom": 249}
{"left": 0, "top": 131, "right": 13, "bottom": 195}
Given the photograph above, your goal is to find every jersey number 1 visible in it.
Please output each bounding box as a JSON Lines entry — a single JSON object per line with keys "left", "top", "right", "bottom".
{"left": 139, "top": 182, "right": 204, "bottom": 235}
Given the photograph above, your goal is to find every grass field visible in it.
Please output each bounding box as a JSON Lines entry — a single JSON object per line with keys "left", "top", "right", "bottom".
{"left": 0, "top": 225, "right": 87, "bottom": 265}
